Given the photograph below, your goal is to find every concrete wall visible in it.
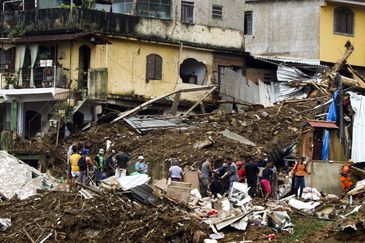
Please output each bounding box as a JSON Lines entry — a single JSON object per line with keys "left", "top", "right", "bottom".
{"left": 320, "top": 2, "right": 365, "bottom": 67}
{"left": 306, "top": 160, "right": 344, "bottom": 196}
{"left": 173, "top": 0, "right": 245, "bottom": 31}
{"left": 244, "top": 0, "right": 322, "bottom": 59}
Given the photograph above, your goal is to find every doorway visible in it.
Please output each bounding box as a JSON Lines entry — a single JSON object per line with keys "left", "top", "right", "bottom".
{"left": 78, "top": 45, "right": 91, "bottom": 89}
{"left": 25, "top": 110, "right": 41, "bottom": 138}
{"left": 73, "top": 111, "right": 84, "bottom": 129}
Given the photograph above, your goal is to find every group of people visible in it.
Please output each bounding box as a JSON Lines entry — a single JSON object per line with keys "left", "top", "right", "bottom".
{"left": 67, "top": 143, "right": 148, "bottom": 188}
{"left": 168, "top": 157, "right": 279, "bottom": 200}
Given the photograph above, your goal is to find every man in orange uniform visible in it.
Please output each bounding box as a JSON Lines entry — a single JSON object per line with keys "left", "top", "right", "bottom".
{"left": 292, "top": 156, "right": 311, "bottom": 199}
{"left": 340, "top": 159, "right": 354, "bottom": 193}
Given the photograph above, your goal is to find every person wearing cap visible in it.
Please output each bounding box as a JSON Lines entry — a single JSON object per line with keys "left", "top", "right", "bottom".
{"left": 340, "top": 159, "right": 354, "bottom": 193}
{"left": 94, "top": 148, "right": 105, "bottom": 185}
{"left": 78, "top": 149, "right": 92, "bottom": 185}
{"left": 106, "top": 150, "right": 117, "bottom": 177}
{"left": 168, "top": 159, "right": 183, "bottom": 182}
{"left": 135, "top": 156, "right": 147, "bottom": 174}
{"left": 292, "top": 156, "right": 311, "bottom": 199}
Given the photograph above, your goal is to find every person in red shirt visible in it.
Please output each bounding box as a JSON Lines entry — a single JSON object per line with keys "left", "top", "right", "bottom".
{"left": 236, "top": 161, "right": 246, "bottom": 183}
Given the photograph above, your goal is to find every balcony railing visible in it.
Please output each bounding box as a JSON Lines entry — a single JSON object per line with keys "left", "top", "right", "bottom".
{"left": 15, "top": 66, "right": 70, "bottom": 89}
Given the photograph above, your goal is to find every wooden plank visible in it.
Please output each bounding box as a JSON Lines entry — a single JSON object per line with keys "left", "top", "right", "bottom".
{"left": 170, "top": 91, "right": 181, "bottom": 115}
{"left": 183, "top": 86, "right": 217, "bottom": 116}
{"left": 111, "top": 85, "right": 215, "bottom": 123}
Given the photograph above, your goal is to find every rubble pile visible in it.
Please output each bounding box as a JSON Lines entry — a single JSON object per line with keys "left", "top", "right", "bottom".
{"left": 14, "top": 97, "right": 329, "bottom": 178}
{"left": 0, "top": 190, "right": 208, "bottom": 243}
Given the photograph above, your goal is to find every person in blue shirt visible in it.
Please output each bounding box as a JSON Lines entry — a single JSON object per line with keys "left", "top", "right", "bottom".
{"left": 135, "top": 155, "right": 147, "bottom": 174}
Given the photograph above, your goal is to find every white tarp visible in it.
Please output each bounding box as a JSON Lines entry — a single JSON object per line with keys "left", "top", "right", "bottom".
{"left": 349, "top": 92, "right": 365, "bottom": 162}
{"left": 0, "top": 151, "right": 57, "bottom": 200}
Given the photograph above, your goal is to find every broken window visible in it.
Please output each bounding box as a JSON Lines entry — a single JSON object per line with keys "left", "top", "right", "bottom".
{"left": 146, "top": 54, "right": 162, "bottom": 81}
{"left": 212, "top": 5, "right": 222, "bottom": 19}
{"left": 181, "top": 1, "right": 194, "bottom": 24}
{"left": 136, "top": 0, "right": 171, "bottom": 19}
{"left": 244, "top": 11, "right": 253, "bottom": 35}
{"left": 180, "top": 58, "right": 207, "bottom": 85}
{"left": 334, "top": 7, "right": 354, "bottom": 35}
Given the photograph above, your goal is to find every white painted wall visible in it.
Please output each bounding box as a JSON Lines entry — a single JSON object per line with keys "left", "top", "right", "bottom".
{"left": 244, "top": 0, "right": 322, "bottom": 59}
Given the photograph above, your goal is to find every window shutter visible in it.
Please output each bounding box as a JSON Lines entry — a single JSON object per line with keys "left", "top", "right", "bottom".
{"left": 155, "top": 55, "right": 162, "bottom": 80}
{"left": 146, "top": 54, "right": 155, "bottom": 81}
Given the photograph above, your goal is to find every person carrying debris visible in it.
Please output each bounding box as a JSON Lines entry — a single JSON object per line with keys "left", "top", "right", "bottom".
{"left": 106, "top": 150, "right": 117, "bottom": 177}
{"left": 340, "top": 159, "right": 354, "bottom": 193}
{"left": 221, "top": 158, "right": 238, "bottom": 191}
{"left": 115, "top": 151, "right": 129, "bottom": 177}
{"left": 168, "top": 159, "right": 183, "bottom": 182}
{"left": 245, "top": 157, "right": 259, "bottom": 198}
{"left": 200, "top": 158, "right": 213, "bottom": 197}
{"left": 135, "top": 155, "right": 147, "bottom": 174}
{"left": 69, "top": 146, "right": 81, "bottom": 189}
{"left": 94, "top": 149, "right": 105, "bottom": 184}
{"left": 292, "top": 156, "right": 311, "bottom": 199}
{"left": 260, "top": 163, "right": 274, "bottom": 200}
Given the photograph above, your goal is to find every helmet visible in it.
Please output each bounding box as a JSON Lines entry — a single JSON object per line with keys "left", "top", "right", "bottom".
{"left": 99, "top": 148, "right": 105, "bottom": 154}
{"left": 223, "top": 163, "right": 228, "bottom": 168}
{"left": 138, "top": 155, "right": 144, "bottom": 161}
{"left": 235, "top": 161, "right": 243, "bottom": 166}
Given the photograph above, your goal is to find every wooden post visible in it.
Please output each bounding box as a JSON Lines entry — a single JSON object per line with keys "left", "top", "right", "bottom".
{"left": 170, "top": 91, "right": 181, "bottom": 116}
{"left": 336, "top": 74, "right": 344, "bottom": 144}
{"left": 56, "top": 118, "right": 61, "bottom": 146}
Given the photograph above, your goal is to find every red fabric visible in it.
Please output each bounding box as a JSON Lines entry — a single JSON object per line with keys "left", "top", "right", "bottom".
{"left": 238, "top": 168, "right": 246, "bottom": 182}
{"left": 261, "top": 179, "right": 272, "bottom": 193}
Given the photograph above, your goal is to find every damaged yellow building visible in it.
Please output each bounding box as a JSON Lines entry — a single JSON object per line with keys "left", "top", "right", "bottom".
{"left": 0, "top": 1, "right": 246, "bottom": 138}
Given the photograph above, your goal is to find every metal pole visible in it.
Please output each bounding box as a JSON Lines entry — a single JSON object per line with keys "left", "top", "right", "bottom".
{"left": 56, "top": 118, "right": 60, "bottom": 146}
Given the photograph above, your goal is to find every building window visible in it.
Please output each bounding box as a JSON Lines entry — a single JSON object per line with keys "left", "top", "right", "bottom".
{"left": 0, "top": 48, "right": 16, "bottom": 73}
{"left": 181, "top": 1, "right": 194, "bottom": 24}
{"left": 146, "top": 54, "right": 162, "bottom": 81}
{"left": 112, "top": 0, "right": 134, "bottom": 15}
{"left": 136, "top": 0, "right": 171, "bottom": 19}
{"left": 244, "top": 11, "right": 253, "bottom": 35}
{"left": 334, "top": 7, "right": 354, "bottom": 35}
{"left": 212, "top": 5, "right": 223, "bottom": 19}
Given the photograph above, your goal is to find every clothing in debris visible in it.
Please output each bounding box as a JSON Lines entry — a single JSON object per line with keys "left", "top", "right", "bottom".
{"left": 245, "top": 161, "right": 259, "bottom": 198}
{"left": 169, "top": 164, "right": 183, "bottom": 181}
{"left": 340, "top": 160, "right": 353, "bottom": 193}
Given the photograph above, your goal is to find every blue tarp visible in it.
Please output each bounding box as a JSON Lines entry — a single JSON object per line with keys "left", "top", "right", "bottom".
{"left": 321, "top": 90, "right": 339, "bottom": 160}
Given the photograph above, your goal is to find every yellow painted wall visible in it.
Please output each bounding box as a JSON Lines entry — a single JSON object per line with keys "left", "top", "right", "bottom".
{"left": 320, "top": 4, "right": 365, "bottom": 66}
{"left": 92, "top": 37, "right": 214, "bottom": 101}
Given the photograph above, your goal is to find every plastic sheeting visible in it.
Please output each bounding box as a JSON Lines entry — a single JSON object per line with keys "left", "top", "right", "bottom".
{"left": 349, "top": 92, "right": 365, "bottom": 163}
{"left": 322, "top": 90, "right": 339, "bottom": 160}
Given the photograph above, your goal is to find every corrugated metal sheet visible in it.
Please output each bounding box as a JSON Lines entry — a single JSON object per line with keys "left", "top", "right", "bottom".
{"left": 254, "top": 55, "right": 327, "bottom": 67}
{"left": 307, "top": 120, "right": 338, "bottom": 129}
{"left": 124, "top": 116, "right": 191, "bottom": 134}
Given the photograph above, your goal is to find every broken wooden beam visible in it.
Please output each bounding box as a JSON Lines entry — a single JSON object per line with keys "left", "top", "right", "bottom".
{"left": 183, "top": 86, "right": 217, "bottom": 116}
{"left": 111, "top": 85, "right": 216, "bottom": 123}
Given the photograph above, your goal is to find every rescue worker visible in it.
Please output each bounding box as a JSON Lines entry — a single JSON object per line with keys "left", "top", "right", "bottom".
{"left": 94, "top": 148, "right": 105, "bottom": 185}
{"left": 292, "top": 156, "right": 311, "bottom": 199}
{"left": 200, "top": 158, "right": 213, "bottom": 197}
{"left": 340, "top": 159, "right": 354, "bottom": 193}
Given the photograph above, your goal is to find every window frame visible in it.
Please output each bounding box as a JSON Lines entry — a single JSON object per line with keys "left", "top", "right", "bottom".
{"left": 244, "top": 11, "right": 253, "bottom": 35}
{"left": 212, "top": 5, "right": 223, "bottom": 19}
{"left": 181, "top": 1, "right": 194, "bottom": 24}
{"left": 333, "top": 7, "right": 354, "bottom": 36}
{"left": 146, "top": 53, "right": 163, "bottom": 81}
